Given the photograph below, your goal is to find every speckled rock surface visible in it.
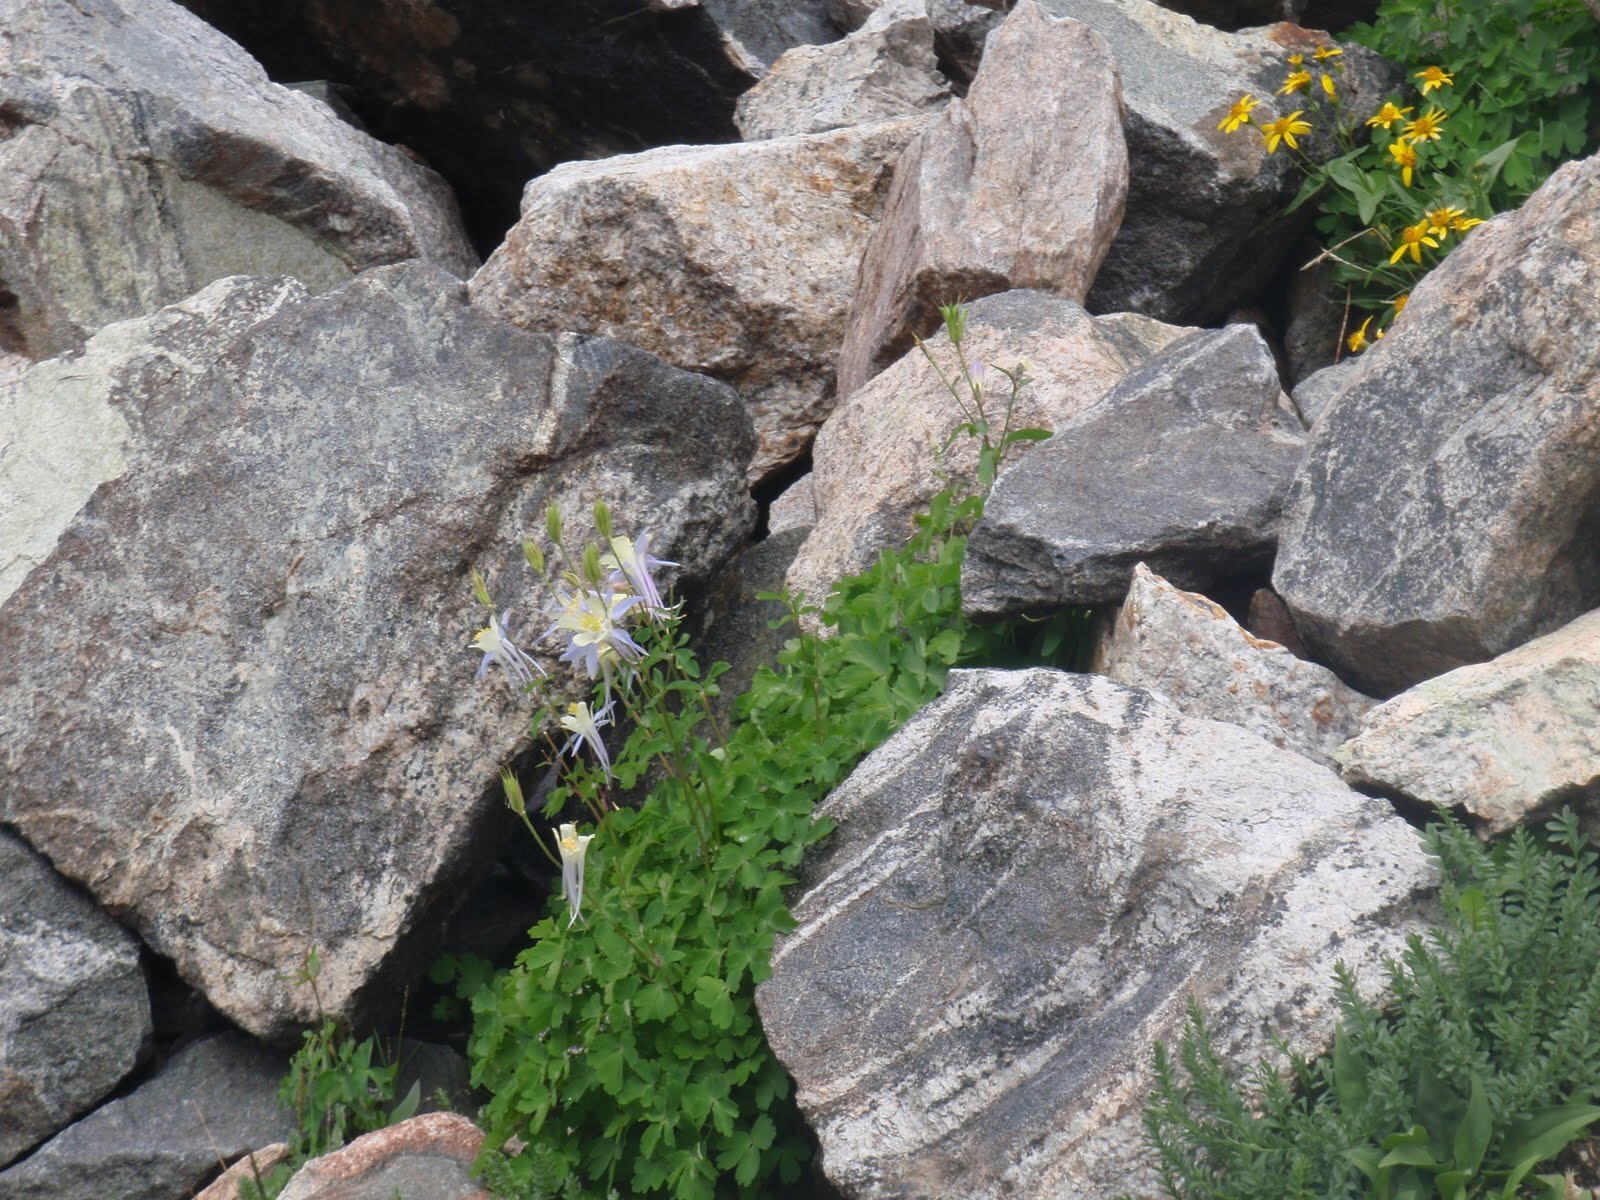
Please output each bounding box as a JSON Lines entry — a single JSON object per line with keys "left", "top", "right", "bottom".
{"left": 470, "top": 118, "right": 924, "bottom": 480}
{"left": 0, "top": 833, "right": 151, "bottom": 1169}
{"left": 759, "top": 668, "right": 1437, "bottom": 1200}
{"left": 1336, "top": 607, "right": 1600, "bottom": 835}
{"left": 0, "top": 0, "right": 475, "bottom": 361}
{"left": 277, "top": 1113, "right": 488, "bottom": 1200}
{"left": 0, "top": 261, "right": 755, "bottom": 1040}
{"left": 835, "top": 1, "right": 1129, "bottom": 397}
{"left": 1093, "top": 563, "right": 1375, "bottom": 768}
{"left": 1274, "top": 151, "right": 1600, "bottom": 697}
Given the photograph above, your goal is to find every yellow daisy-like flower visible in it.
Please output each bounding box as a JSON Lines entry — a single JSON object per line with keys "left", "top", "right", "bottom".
{"left": 1390, "top": 220, "right": 1440, "bottom": 264}
{"left": 1321, "top": 72, "right": 1337, "bottom": 98}
{"left": 1287, "top": 52, "right": 1306, "bottom": 66}
{"left": 1425, "top": 205, "right": 1465, "bottom": 236}
{"left": 1347, "top": 316, "right": 1377, "bottom": 353}
{"left": 1260, "top": 111, "right": 1313, "bottom": 153}
{"left": 1402, "top": 107, "right": 1448, "bottom": 143}
{"left": 1388, "top": 139, "right": 1418, "bottom": 187}
{"left": 1415, "top": 65, "right": 1454, "bottom": 93}
{"left": 1450, "top": 213, "right": 1484, "bottom": 233}
{"left": 1218, "top": 93, "right": 1259, "bottom": 133}
{"left": 1314, "top": 45, "right": 1344, "bottom": 60}
{"left": 1365, "top": 101, "right": 1413, "bottom": 129}
{"left": 1278, "top": 68, "right": 1313, "bottom": 95}
{"left": 1391, "top": 294, "right": 1409, "bottom": 316}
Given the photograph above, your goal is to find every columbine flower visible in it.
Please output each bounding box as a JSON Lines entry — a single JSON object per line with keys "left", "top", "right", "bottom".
{"left": 1387, "top": 139, "right": 1418, "bottom": 187}
{"left": 1314, "top": 45, "right": 1343, "bottom": 61}
{"left": 602, "top": 533, "right": 676, "bottom": 616}
{"left": 1365, "top": 101, "right": 1413, "bottom": 130}
{"left": 1415, "top": 65, "right": 1453, "bottom": 93}
{"left": 1425, "top": 205, "right": 1465, "bottom": 236}
{"left": 1260, "top": 111, "right": 1312, "bottom": 154}
{"left": 556, "top": 823, "right": 594, "bottom": 928}
{"left": 1278, "top": 69, "right": 1313, "bottom": 95}
{"left": 544, "top": 584, "right": 645, "bottom": 684}
{"left": 559, "top": 700, "right": 615, "bottom": 779}
{"left": 1218, "top": 94, "right": 1259, "bottom": 132}
{"left": 1390, "top": 219, "right": 1440, "bottom": 264}
{"left": 471, "top": 610, "right": 544, "bottom": 688}
{"left": 1347, "top": 316, "right": 1377, "bottom": 353}
{"left": 1402, "top": 107, "right": 1447, "bottom": 143}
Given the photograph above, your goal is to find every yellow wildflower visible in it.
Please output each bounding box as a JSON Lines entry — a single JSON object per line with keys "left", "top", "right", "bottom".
{"left": 1321, "top": 72, "right": 1337, "bottom": 98}
{"left": 1314, "top": 45, "right": 1344, "bottom": 60}
{"left": 1402, "top": 107, "right": 1447, "bottom": 143}
{"left": 1365, "top": 101, "right": 1413, "bottom": 129}
{"left": 1450, "top": 213, "right": 1484, "bottom": 233}
{"left": 1415, "top": 65, "right": 1454, "bottom": 93}
{"left": 1278, "top": 69, "right": 1313, "bottom": 95}
{"left": 1390, "top": 220, "right": 1440, "bottom": 264}
{"left": 1391, "top": 294, "right": 1409, "bottom": 316}
{"left": 1260, "top": 111, "right": 1313, "bottom": 153}
{"left": 1287, "top": 52, "right": 1306, "bottom": 66}
{"left": 1388, "top": 139, "right": 1418, "bottom": 187}
{"left": 1347, "top": 316, "right": 1378, "bottom": 353}
{"left": 1218, "top": 94, "right": 1259, "bottom": 133}
{"left": 1425, "top": 205, "right": 1465, "bottom": 236}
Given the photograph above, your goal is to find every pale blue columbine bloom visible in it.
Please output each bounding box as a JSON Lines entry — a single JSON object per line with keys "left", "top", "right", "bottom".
{"left": 602, "top": 532, "right": 677, "bottom": 616}
{"left": 557, "top": 822, "right": 594, "bottom": 928}
{"left": 470, "top": 610, "right": 543, "bottom": 687}
{"left": 559, "top": 699, "right": 615, "bottom": 779}
{"left": 542, "top": 584, "right": 645, "bottom": 683}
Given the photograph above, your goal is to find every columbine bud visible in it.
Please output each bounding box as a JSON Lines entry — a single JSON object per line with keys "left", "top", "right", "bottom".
{"left": 592, "top": 498, "right": 613, "bottom": 540}
{"left": 521, "top": 537, "right": 546, "bottom": 576}
{"left": 500, "top": 767, "right": 526, "bottom": 817}
{"left": 470, "top": 568, "right": 494, "bottom": 609}
{"left": 581, "top": 543, "right": 604, "bottom": 586}
{"left": 545, "top": 504, "right": 564, "bottom": 545}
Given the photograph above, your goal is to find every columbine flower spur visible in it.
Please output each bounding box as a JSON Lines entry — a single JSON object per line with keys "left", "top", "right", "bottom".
{"left": 557, "top": 822, "right": 594, "bottom": 927}
{"left": 471, "top": 610, "right": 543, "bottom": 688}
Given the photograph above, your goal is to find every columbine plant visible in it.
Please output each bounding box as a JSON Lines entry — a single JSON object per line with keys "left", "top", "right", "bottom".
{"left": 1217, "top": 41, "right": 1497, "bottom": 353}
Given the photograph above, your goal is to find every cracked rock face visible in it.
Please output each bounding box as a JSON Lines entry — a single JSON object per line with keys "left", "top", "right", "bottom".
{"left": 1273, "top": 150, "right": 1600, "bottom": 697}
{"left": 758, "top": 668, "right": 1437, "bottom": 1200}
{"left": 0, "top": 0, "right": 476, "bottom": 361}
{"left": 0, "top": 832, "right": 151, "bottom": 1169}
{"left": 0, "top": 261, "right": 755, "bottom": 1040}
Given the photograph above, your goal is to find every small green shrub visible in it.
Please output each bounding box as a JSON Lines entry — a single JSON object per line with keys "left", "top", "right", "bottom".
{"left": 1138, "top": 809, "right": 1600, "bottom": 1200}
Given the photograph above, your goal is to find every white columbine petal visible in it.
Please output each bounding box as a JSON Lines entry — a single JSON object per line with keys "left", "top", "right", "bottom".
{"left": 557, "top": 822, "right": 595, "bottom": 928}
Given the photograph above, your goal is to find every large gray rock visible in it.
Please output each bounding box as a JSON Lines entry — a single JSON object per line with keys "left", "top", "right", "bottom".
{"left": 0, "top": 0, "right": 475, "bottom": 361}
{"left": 835, "top": 1, "right": 1129, "bottom": 397}
{"left": 963, "top": 324, "right": 1305, "bottom": 616}
{"left": 787, "top": 289, "right": 1187, "bottom": 610}
{"left": 735, "top": 0, "right": 950, "bottom": 140}
{"left": 827, "top": 0, "right": 1005, "bottom": 83}
{"left": 469, "top": 118, "right": 923, "bottom": 480}
{"left": 1336, "top": 608, "right": 1600, "bottom": 836}
{"left": 0, "top": 834, "right": 152, "bottom": 1169}
{"left": 1273, "top": 151, "right": 1600, "bottom": 697}
{"left": 277, "top": 1113, "right": 487, "bottom": 1200}
{"left": 0, "top": 1034, "right": 290, "bottom": 1200}
{"left": 1094, "top": 563, "right": 1375, "bottom": 768}
{"left": 758, "top": 668, "right": 1437, "bottom": 1200}
{"left": 0, "top": 262, "right": 756, "bottom": 1041}
{"left": 1036, "top": 0, "right": 1398, "bottom": 323}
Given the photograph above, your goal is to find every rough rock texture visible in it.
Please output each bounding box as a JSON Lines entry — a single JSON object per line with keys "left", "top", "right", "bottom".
{"left": 470, "top": 118, "right": 923, "bottom": 480}
{"left": 174, "top": 0, "right": 836, "bottom": 252}
{"left": 963, "top": 324, "right": 1305, "bottom": 616}
{"left": 788, "top": 289, "right": 1187, "bottom": 609}
{"left": 0, "top": 833, "right": 152, "bottom": 1169}
{"left": 1289, "top": 355, "right": 1358, "bottom": 429}
{"left": 0, "top": 1034, "right": 290, "bottom": 1200}
{"left": 735, "top": 0, "right": 950, "bottom": 140}
{"left": 767, "top": 474, "right": 818, "bottom": 535}
{"left": 828, "top": 0, "right": 1005, "bottom": 83}
{"left": 1093, "top": 563, "right": 1375, "bottom": 767}
{"left": 0, "top": 262, "right": 756, "bottom": 1041}
{"left": 0, "top": 0, "right": 475, "bottom": 361}
{"left": 1036, "top": 0, "right": 1398, "bottom": 323}
{"left": 277, "top": 1113, "right": 488, "bottom": 1200}
{"left": 1273, "top": 151, "right": 1600, "bottom": 697}
{"left": 835, "top": 1, "right": 1129, "bottom": 397}
{"left": 759, "top": 668, "right": 1437, "bottom": 1200}
{"left": 193, "top": 1145, "right": 291, "bottom": 1200}
{"left": 1336, "top": 608, "right": 1600, "bottom": 836}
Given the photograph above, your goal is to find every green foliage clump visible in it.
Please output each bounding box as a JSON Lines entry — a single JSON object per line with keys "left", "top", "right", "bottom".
{"left": 1139, "top": 810, "right": 1600, "bottom": 1200}
{"left": 463, "top": 307, "right": 1088, "bottom": 1199}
